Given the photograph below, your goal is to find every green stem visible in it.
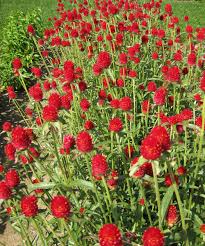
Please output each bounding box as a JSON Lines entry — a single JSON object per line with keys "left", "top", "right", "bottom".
{"left": 167, "top": 162, "right": 189, "bottom": 245}
{"left": 152, "top": 162, "right": 162, "bottom": 229}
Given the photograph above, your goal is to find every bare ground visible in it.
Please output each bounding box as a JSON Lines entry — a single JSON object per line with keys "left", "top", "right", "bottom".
{"left": 0, "top": 91, "right": 25, "bottom": 245}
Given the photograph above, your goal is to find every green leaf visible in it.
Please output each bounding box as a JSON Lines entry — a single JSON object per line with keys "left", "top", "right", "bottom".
{"left": 160, "top": 186, "right": 174, "bottom": 224}
{"left": 67, "top": 179, "right": 95, "bottom": 191}
{"left": 28, "top": 182, "right": 56, "bottom": 192}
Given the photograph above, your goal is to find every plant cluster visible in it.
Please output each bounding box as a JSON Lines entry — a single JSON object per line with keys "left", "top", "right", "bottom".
{"left": 1, "top": 0, "right": 205, "bottom": 245}
{"left": 0, "top": 9, "right": 43, "bottom": 91}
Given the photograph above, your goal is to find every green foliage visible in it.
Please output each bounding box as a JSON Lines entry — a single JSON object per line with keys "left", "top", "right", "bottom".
{"left": 0, "top": 9, "right": 43, "bottom": 91}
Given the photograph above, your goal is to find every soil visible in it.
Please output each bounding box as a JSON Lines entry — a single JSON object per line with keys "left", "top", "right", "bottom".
{"left": 0, "top": 91, "right": 25, "bottom": 245}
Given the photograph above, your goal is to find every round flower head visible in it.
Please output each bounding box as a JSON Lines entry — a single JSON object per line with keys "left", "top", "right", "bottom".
{"left": 2, "top": 122, "right": 12, "bottom": 132}
{"left": 11, "top": 126, "right": 31, "bottom": 150}
{"left": 153, "top": 87, "right": 167, "bottom": 106}
{"left": 140, "top": 135, "right": 162, "bottom": 160}
{"left": 63, "top": 135, "right": 75, "bottom": 150}
{"left": 92, "top": 154, "right": 108, "bottom": 180}
{"left": 80, "top": 98, "right": 90, "bottom": 112}
{"left": 51, "top": 195, "right": 71, "bottom": 218}
{"left": 48, "top": 92, "right": 62, "bottom": 109}
{"left": 0, "top": 181, "right": 12, "bottom": 200}
{"left": 150, "top": 126, "right": 170, "bottom": 151}
{"left": 165, "top": 174, "right": 179, "bottom": 187}
{"left": 29, "top": 84, "right": 43, "bottom": 102}
{"left": 109, "top": 118, "right": 123, "bottom": 132}
{"left": 142, "top": 227, "right": 165, "bottom": 246}
{"left": 76, "top": 131, "right": 93, "bottom": 152}
{"left": 12, "top": 58, "right": 22, "bottom": 70}
{"left": 97, "top": 51, "right": 112, "bottom": 69}
{"left": 21, "top": 195, "right": 38, "bottom": 217}
{"left": 98, "top": 224, "right": 123, "bottom": 246}
{"left": 119, "top": 97, "right": 132, "bottom": 111}
{"left": 42, "top": 105, "right": 58, "bottom": 122}
{"left": 5, "top": 169, "right": 20, "bottom": 188}
{"left": 4, "top": 143, "right": 16, "bottom": 161}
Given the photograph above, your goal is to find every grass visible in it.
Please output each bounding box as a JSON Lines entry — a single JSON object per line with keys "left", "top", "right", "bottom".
{"left": 0, "top": 0, "right": 58, "bottom": 31}
{"left": 0, "top": 0, "right": 205, "bottom": 31}
{"left": 163, "top": 0, "right": 205, "bottom": 28}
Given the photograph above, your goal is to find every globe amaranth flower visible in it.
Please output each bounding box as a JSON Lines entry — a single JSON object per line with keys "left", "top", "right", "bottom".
{"left": 21, "top": 195, "right": 38, "bottom": 217}
{"left": 142, "top": 227, "right": 165, "bottom": 246}
{"left": 98, "top": 224, "right": 123, "bottom": 246}
{"left": 51, "top": 195, "right": 71, "bottom": 218}
{"left": 76, "top": 131, "right": 93, "bottom": 152}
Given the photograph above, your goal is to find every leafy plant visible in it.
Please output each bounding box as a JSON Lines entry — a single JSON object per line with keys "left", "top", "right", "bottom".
{"left": 0, "top": 9, "right": 43, "bottom": 91}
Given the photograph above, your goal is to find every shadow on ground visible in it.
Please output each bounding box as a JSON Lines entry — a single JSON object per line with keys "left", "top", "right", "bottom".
{"left": 0, "top": 91, "right": 25, "bottom": 245}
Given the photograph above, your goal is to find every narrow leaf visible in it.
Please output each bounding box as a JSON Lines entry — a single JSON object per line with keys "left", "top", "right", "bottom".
{"left": 160, "top": 186, "right": 174, "bottom": 224}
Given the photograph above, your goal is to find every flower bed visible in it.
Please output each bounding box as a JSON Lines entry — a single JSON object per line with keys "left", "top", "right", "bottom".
{"left": 1, "top": 0, "right": 205, "bottom": 245}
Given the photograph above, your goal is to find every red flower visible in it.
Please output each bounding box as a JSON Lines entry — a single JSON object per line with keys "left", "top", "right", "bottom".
{"left": 5, "top": 169, "right": 20, "bottom": 188}
{"left": 92, "top": 154, "right": 108, "bottom": 180}
{"left": 110, "top": 99, "right": 120, "bottom": 109}
{"left": 48, "top": 92, "right": 62, "bottom": 109}
{"left": 0, "top": 165, "right": 4, "bottom": 173}
{"left": 2, "top": 122, "right": 12, "bottom": 132}
{"left": 166, "top": 205, "right": 178, "bottom": 227}
{"left": 150, "top": 126, "right": 171, "bottom": 151}
{"left": 7, "top": 86, "right": 16, "bottom": 99}
{"left": 29, "top": 84, "right": 43, "bottom": 102}
{"left": 21, "top": 195, "right": 38, "bottom": 217}
{"left": 163, "top": 66, "right": 180, "bottom": 83}
{"left": 119, "top": 96, "right": 132, "bottom": 111}
{"left": 109, "top": 118, "right": 123, "bottom": 132}
{"left": 188, "top": 53, "right": 196, "bottom": 66}
{"left": 177, "top": 166, "right": 187, "bottom": 176}
{"left": 0, "top": 181, "right": 12, "bottom": 200}
{"left": 142, "top": 227, "right": 165, "bottom": 246}
{"left": 76, "top": 131, "right": 93, "bottom": 152}
{"left": 147, "top": 82, "right": 157, "bottom": 92}
{"left": 200, "top": 76, "right": 205, "bottom": 92}
{"left": 51, "top": 195, "right": 71, "bottom": 218}
{"left": 80, "top": 98, "right": 90, "bottom": 112}
{"left": 165, "top": 3, "right": 172, "bottom": 14}
{"left": 98, "top": 224, "right": 123, "bottom": 246}
{"left": 42, "top": 105, "right": 58, "bottom": 122}
{"left": 31, "top": 67, "right": 42, "bottom": 78}
{"left": 97, "top": 51, "right": 112, "bottom": 69}
{"left": 140, "top": 136, "right": 162, "bottom": 160}
{"left": 131, "top": 158, "right": 153, "bottom": 178}
{"left": 200, "top": 224, "right": 205, "bottom": 233}
{"left": 11, "top": 126, "right": 31, "bottom": 150}
{"left": 141, "top": 100, "right": 150, "bottom": 114}
{"left": 84, "top": 120, "right": 95, "bottom": 130}
{"left": 195, "top": 116, "right": 205, "bottom": 130}
{"left": 27, "top": 24, "right": 35, "bottom": 35}
{"left": 4, "top": 143, "right": 16, "bottom": 160}
{"left": 93, "top": 63, "right": 103, "bottom": 76}
{"left": 153, "top": 87, "right": 167, "bottom": 106}
{"left": 165, "top": 174, "right": 179, "bottom": 187}
{"left": 119, "top": 53, "right": 128, "bottom": 65}
{"left": 12, "top": 58, "right": 22, "bottom": 70}
{"left": 61, "top": 94, "right": 71, "bottom": 110}
{"left": 63, "top": 135, "right": 75, "bottom": 150}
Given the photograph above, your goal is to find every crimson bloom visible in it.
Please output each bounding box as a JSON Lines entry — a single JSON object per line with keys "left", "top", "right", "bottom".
{"left": 76, "top": 131, "right": 93, "bottom": 152}
{"left": 21, "top": 195, "right": 38, "bottom": 217}
{"left": 51, "top": 195, "right": 71, "bottom": 218}
{"left": 98, "top": 224, "right": 123, "bottom": 246}
{"left": 142, "top": 227, "right": 165, "bottom": 246}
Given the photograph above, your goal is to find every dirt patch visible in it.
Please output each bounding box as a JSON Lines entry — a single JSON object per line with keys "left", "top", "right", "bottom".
{"left": 0, "top": 91, "right": 26, "bottom": 245}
